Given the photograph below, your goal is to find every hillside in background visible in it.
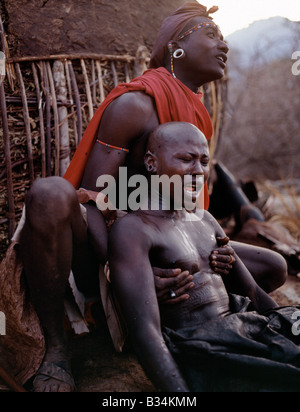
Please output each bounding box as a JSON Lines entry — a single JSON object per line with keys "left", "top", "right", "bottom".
{"left": 226, "top": 16, "right": 300, "bottom": 69}
{"left": 217, "top": 16, "right": 300, "bottom": 183}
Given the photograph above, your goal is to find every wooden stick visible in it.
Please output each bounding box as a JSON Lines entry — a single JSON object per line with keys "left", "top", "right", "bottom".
{"left": 91, "top": 59, "right": 97, "bottom": 105}
{"left": 124, "top": 62, "right": 131, "bottom": 84}
{"left": 95, "top": 60, "right": 105, "bottom": 103}
{"left": 219, "top": 80, "right": 228, "bottom": 146}
{"left": 215, "top": 82, "right": 222, "bottom": 144}
{"left": 209, "top": 82, "right": 218, "bottom": 160}
{"left": 15, "top": 63, "right": 34, "bottom": 184}
{"left": 65, "top": 60, "right": 78, "bottom": 147}
{"left": 0, "top": 82, "right": 15, "bottom": 239}
{"left": 67, "top": 61, "right": 82, "bottom": 142}
{"left": 7, "top": 53, "right": 137, "bottom": 64}
{"left": 0, "top": 365, "right": 27, "bottom": 392}
{"left": 47, "top": 61, "right": 60, "bottom": 176}
{"left": 0, "top": 16, "right": 5, "bottom": 53}
{"left": 4, "top": 95, "right": 92, "bottom": 107}
{"left": 110, "top": 61, "right": 118, "bottom": 87}
{"left": 0, "top": 52, "right": 5, "bottom": 88}
{"left": 0, "top": 16, "right": 17, "bottom": 92}
{"left": 52, "top": 60, "right": 70, "bottom": 176}
{"left": 80, "top": 59, "right": 94, "bottom": 121}
{"left": 41, "top": 61, "right": 52, "bottom": 176}
{"left": 0, "top": 17, "right": 5, "bottom": 89}
{"left": 212, "top": 81, "right": 226, "bottom": 158}
{"left": 32, "top": 62, "right": 46, "bottom": 177}
{"left": 210, "top": 81, "right": 217, "bottom": 127}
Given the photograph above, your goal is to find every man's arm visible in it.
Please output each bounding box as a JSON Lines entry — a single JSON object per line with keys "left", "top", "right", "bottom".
{"left": 205, "top": 211, "right": 278, "bottom": 313}
{"left": 77, "top": 92, "right": 158, "bottom": 261}
{"left": 81, "top": 91, "right": 159, "bottom": 191}
{"left": 80, "top": 91, "right": 193, "bottom": 297}
{"left": 224, "top": 253, "right": 278, "bottom": 313}
{"left": 108, "top": 215, "right": 189, "bottom": 392}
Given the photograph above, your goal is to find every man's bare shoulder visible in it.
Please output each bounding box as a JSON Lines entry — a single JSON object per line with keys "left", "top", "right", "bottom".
{"left": 109, "top": 212, "right": 153, "bottom": 246}
{"left": 99, "top": 91, "right": 159, "bottom": 144}
{"left": 103, "top": 91, "right": 157, "bottom": 123}
{"left": 196, "top": 209, "right": 226, "bottom": 237}
{"left": 193, "top": 209, "right": 213, "bottom": 221}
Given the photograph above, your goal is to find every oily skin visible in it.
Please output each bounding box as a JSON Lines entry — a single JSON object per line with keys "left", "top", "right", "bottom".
{"left": 109, "top": 122, "right": 278, "bottom": 392}
{"left": 19, "top": 16, "right": 286, "bottom": 391}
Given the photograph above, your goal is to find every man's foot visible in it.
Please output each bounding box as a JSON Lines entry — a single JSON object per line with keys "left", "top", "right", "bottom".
{"left": 33, "top": 360, "right": 76, "bottom": 392}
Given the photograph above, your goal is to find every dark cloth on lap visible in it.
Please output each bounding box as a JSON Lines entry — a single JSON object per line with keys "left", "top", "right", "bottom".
{"left": 163, "top": 294, "right": 300, "bottom": 391}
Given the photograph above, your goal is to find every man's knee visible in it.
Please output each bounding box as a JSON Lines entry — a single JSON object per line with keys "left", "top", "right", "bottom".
{"left": 25, "top": 177, "right": 78, "bottom": 228}
{"left": 260, "top": 249, "right": 288, "bottom": 292}
{"left": 270, "top": 251, "right": 288, "bottom": 288}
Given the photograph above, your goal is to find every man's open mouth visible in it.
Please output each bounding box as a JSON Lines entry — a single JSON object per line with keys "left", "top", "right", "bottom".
{"left": 216, "top": 54, "right": 227, "bottom": 67}
{"left": 184, "top": 183, "right": 198, "bottom": 193}
{"left": 183, "top": 176, "right": 204, "bottom": 197}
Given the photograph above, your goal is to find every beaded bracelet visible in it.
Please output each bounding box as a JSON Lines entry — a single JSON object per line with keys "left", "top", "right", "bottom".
{"left": 97, "top": 139, "right": 129, "bottom": 153}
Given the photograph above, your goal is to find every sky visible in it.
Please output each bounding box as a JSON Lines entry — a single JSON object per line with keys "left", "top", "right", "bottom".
{"left": 201, "top": 0, "right": 300, "bottom": 36}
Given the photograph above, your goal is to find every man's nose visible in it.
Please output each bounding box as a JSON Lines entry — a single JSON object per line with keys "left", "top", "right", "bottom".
{"left": 192, "top": 161, "right": 204, "bottom": 175}
{"left": 219, "top": 39, "right": 229, "bottom": 54}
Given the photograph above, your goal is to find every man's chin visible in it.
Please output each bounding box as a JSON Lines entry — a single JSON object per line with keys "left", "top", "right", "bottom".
{"left": 207, "top": 68, "right": 225, "bottom": 83}
{"left": 182, "top": 190, "right": 201, "bottom": 211}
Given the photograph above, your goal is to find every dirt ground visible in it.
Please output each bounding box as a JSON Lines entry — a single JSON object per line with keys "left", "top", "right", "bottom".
{"left": 0, "top": 270, "right": 293, "bottom": 393}
{"left": 61, "top": 274, "right": 300, "bottom": 393}
{"left": 69, "top": 320, "right": 155, "bottom": 392}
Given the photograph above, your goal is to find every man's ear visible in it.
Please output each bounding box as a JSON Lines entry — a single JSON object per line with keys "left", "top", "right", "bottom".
{"left": 169, "top": 40, "right": 185, "bottom": 56}
{"left": 144, "top": 150, "right": 157, "bottom": 173}
{"left": 171, "top": 40, "right": 180, "bottom": 50}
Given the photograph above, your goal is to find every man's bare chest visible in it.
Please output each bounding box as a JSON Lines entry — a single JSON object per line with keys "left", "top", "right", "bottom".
{"left": 149, "top": 218, "right": 218, "bottom": 273}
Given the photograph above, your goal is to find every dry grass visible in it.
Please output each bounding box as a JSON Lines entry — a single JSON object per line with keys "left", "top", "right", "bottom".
{"left": 263, "top": 180, "right": 300, "bottom": 241}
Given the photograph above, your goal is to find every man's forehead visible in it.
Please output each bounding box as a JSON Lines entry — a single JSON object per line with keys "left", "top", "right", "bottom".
{"left": 188, "top": 16, "right": 215, "bottom": 25}
{"left": 171, "top": 133, "right": 208, "bottom": 152}
{"left": 177, "top": 17, "right": 223, "bottom": 41}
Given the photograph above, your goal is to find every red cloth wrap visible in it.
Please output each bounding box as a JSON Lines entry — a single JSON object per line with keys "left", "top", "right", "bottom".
{"left": 64, "top": 67, "right": 213, "bottom": 209}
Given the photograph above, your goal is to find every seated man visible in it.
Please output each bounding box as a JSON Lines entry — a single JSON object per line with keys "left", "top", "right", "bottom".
{"left": 14, "top": 3, "right": 286, "bottom": 392}
{"left": 108, "top": 122, "right": 300, "bottom": 392}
